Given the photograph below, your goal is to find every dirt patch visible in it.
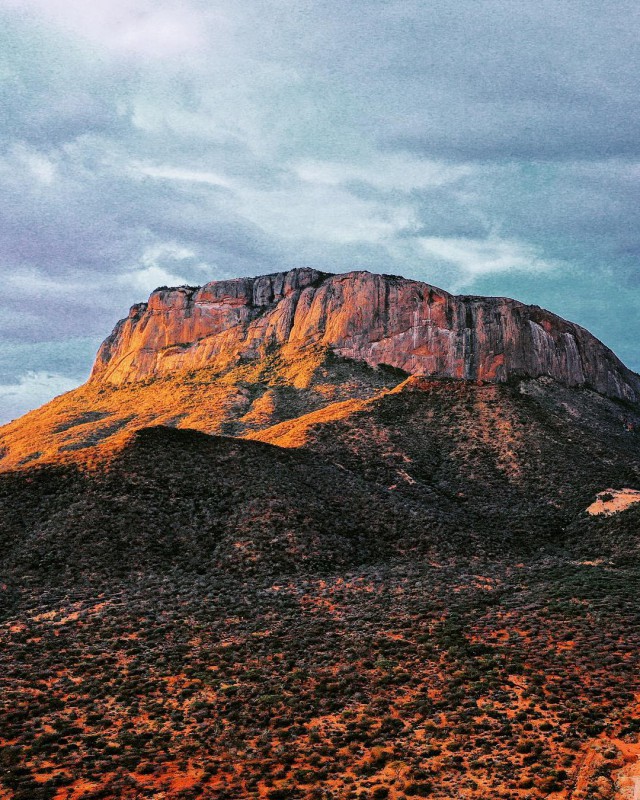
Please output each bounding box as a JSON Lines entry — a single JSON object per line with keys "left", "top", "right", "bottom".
{"left": 587, "top": 488, "right": 640, "bottom": 516}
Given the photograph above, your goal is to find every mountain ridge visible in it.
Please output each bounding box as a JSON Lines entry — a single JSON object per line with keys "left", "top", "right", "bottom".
{"left": 89, "top": 267, "right": 640, "bottom": 403}
{"left": 2, "top": 266, "right": 639, "bottom": 473}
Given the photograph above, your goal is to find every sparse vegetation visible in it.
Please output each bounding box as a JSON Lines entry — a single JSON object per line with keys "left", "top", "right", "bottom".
{"left": 0, "top": 370, "right": 639, "bottom": 799}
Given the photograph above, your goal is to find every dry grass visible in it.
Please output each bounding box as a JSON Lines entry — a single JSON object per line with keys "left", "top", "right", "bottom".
{"left": 0, "top": 345, "right": 401, "bottom": 472}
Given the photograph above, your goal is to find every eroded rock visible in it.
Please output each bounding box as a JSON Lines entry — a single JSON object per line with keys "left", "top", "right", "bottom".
{"left": 90, "top": 268, "right": 640, "bottom": 403}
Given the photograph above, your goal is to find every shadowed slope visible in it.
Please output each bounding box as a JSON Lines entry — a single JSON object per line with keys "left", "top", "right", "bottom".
{"left": 1, "top": 402, "right": 639, "bottom": 800}
{"left": 2, "top": 377, "right": 639, "bottom": 594}
{"left": 0, "top": 426, "right": 417, "bottom": 586}
{"left": 250, "top": 376, "right": 640, "bottom": 534}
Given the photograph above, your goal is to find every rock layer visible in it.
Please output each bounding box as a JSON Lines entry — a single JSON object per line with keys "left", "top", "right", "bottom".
{"left": 91, "top": 268, "right": 640, "bottom": 403}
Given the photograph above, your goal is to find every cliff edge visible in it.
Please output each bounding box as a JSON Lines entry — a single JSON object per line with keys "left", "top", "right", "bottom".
{"left": 90, "top": 268, "right": 640, "bottom": 403}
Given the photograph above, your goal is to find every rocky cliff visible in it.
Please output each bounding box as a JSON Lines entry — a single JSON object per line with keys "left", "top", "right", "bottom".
{"left": 91, "top": 268, "right": 640, "bottom": 403}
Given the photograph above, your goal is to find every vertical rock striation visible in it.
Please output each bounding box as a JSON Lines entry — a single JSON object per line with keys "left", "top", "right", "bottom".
{"left": 90, "top": 268, "right": 640, "bottom": 403}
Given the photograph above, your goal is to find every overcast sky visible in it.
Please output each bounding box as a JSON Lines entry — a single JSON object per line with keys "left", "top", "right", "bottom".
{"left": 0, "top": 0, "right": 639, "bottom": 423}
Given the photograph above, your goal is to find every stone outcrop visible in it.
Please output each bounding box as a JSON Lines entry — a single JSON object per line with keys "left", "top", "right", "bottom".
{"left": 90, "top": 268, "right": 640, "bottom": 403}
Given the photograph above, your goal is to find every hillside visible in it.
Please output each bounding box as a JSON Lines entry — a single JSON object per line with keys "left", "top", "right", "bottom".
{"left": 2, "top": 376, "right": 639, "bottom": 590}
{"left": 0, "top": 345, "right": 404, "bottom": 472}
{"left": 1, "top": 384, "right": 639, "bottom": 799}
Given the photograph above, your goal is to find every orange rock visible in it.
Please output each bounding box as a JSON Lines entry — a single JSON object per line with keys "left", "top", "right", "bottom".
{"left": 90, "top": 268, "right": 640, "bottom": 403}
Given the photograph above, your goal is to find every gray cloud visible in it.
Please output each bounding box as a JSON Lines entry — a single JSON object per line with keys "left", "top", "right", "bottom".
{"left": 260, "top": 0, "right": 640, "bottom": 162}
{"left": 0, "top": 18, "right": 132, "bottom": 146}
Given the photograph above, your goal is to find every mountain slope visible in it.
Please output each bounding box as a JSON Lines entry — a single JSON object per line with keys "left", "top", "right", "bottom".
{"left": 1, "top": 387, "right": 639, "bottom": 800}
{"left": 0, "top": 345, "right": 403, "bottom": 471}
{"left": 0, "top": 425, "right": 415, "bottom": 585}
{"left": 251, "top": 376, "right": 640, "bottom": 530}
{"left": 1, "top": 376, "right": 638, "bottom": 593}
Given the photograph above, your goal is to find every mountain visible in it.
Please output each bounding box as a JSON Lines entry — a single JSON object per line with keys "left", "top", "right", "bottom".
{"left": 1, "top": 268, "right": 640, "bottom": 800}
{"left": 1, "top": 268, "right": 639, "bottom": 471}
{"left": 90, "top": 268, "right": 639, "bottom": 399}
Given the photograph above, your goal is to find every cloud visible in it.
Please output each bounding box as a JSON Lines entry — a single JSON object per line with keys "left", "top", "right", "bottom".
{"left": 1, "top": 0, "right": 215, "bottom": 57}
{"left": 294, "top": 156, "right": 472, "bottom": 192}
{"left": 132, "top": 162, "right": 235, "bottom": 189}
{"left": 260, "top": 0, "right": 640, "bottom": 163}
{"left": 9, "top": 144, "right": 56, "bottom": 184}
{"left": 0, "top": 371, "right": 80, "bottom": 425}
{"left": 0, "top": 18, "right": 131, "bottom": 146}
{"left": 0, "top": 339, "right": 101, "bottom": 384}
{"left": 120, "top": 242, "right": 215, "bottom": 293}
{"left": 417, "top": 236, "right": 557, "bottom": 282}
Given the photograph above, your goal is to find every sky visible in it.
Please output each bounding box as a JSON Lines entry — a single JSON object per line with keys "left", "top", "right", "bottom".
{"left": 0, "top": 0, "right": 639, "bottom": 423}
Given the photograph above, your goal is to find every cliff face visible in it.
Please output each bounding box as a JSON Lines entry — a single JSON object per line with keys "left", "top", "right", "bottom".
{"left": 90, "top": 268, "right": 640, "bottom": 403}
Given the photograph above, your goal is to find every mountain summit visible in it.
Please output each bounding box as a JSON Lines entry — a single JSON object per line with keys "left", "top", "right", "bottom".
{"left": 92, "top": 268, "right": 639, "bottom": 401}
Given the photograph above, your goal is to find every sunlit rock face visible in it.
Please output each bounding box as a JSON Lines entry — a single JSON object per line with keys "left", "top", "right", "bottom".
{"left": 91, "top": 268, "right": 640, "bottom": 403}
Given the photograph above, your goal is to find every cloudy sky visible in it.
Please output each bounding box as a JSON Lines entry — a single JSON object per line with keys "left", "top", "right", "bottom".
{"left": 0, "top": 0, "right": 639, "bottom": 423}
